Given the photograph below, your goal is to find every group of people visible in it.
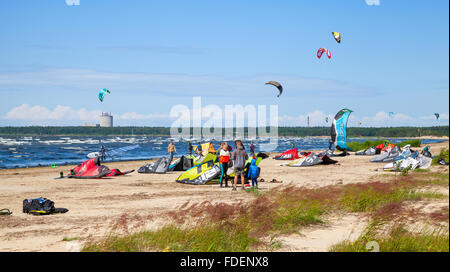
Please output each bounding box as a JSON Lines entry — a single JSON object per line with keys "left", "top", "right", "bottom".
{"left": 167, "top": 140, "right": 260, "bottom": 191}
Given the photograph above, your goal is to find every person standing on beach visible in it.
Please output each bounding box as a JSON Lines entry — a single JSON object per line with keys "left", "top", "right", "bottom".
{"left": 247, "top": 158, "right": 260, "bottom": 188}
{"left": 168, "top": 140, "right": 176, "bottom": 162}
{"left": 196, "top": 142, "right": 203, "bottom": 156}
{"left": 328, "top": 140, "right": 334, "bottom": 150}
{"left": 219, "top": 142, "right": 230, "bottom": 188}
{"left": 100, "top": 145, "right": 106, "bottom": 161}
{"left": 250, "top": 142, "right": 255, "bottom": 157}
{"left": 188, "top": 141, "right": 193, "bottom": 156}
{"left": 231, "top": 140, "right": 248, "bottom": 191}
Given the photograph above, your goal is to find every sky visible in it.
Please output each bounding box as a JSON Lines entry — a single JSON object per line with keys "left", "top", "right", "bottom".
{"left": 0, "top": 0, "right": 448, "bottom": 127}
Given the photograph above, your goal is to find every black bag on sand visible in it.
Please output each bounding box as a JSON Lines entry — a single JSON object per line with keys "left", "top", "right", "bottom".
{"left": 23, "top": 197, "right": 68, "bottom": 216}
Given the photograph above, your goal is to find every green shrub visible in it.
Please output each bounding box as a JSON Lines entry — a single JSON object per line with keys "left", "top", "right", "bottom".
{"left": 347, "top": 139, "right": 421, "bottom": 152}
{"left": 432, "top": 148, "right": 449, "bottom": 165}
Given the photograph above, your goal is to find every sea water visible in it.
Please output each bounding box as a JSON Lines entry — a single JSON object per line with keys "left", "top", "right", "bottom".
{"left": 0, "top": 136, "right": 445, "bottom": 169}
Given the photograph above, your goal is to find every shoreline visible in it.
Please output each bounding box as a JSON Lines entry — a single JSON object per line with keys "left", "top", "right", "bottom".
{"left": 1, "top": 134, "right": 448, "bottom": 139}
{"left": 1, "top": 138, "right": 448, "bottom": 171}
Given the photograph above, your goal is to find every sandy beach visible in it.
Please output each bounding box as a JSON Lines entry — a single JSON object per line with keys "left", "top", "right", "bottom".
{"left": 0, "top": 140, "right": 448, "bottom": 252}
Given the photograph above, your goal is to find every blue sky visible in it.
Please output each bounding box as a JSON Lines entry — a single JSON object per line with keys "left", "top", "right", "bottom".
{"left": 0, "top": 0, "right": 448, "bottom": 127}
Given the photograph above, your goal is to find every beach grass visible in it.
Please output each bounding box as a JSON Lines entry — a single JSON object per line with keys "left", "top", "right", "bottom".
{"left": 338, "top": 187, "right": 445, "bottom": 213}
{"left": 432, "top": 148, "right": 449, "bottom": 165}
{"left": 83, "top": 223, "right": 257, "bottom": 252}
{"left": 416, "top": 172, "right": 449, "bottom": 187}
{"left": 270, "top": 200, "right": 325, "bottom": 234}
{"left": 82, "top": 169, "right": 448, "bottom": 252}
{"left": 413, "top": 168, "right": 430, "bottom": 172}
{"left": 62, "top": 237, "right": 78, "bottom": 242}
{"left": 244, "top": 186, "right": 268, "bottom": 197}
{"left": 330, "top": 223, "right": 449, "bottom": 252}
{"left": 82, "top": 197, "right": 327, "bottom": 252}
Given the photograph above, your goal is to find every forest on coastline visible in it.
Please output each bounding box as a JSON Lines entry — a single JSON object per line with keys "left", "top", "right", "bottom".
{"left": 0, "top": 126, "right": 448, "bottom": 137}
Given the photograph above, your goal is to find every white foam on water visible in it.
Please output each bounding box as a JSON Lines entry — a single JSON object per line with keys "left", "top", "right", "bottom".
{"left": 40, "top": 140, "right": 66, "bottom": 145}
{"left": 0, "top": 139, "right": 31, "bottom": 146}
{"left": 13, "top": 155, "right": 29, "bottom": 158}
{"left": 61, "top": 147, "right": 83, "bottom": 150}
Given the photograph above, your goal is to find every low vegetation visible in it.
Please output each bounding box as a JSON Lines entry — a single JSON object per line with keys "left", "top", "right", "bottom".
{"left": 432, "top": 148, "right": 449, "bottom": 165}
{"left": 347, "top": 139, "right": 422, "bottom": 152}
{"left": 330, "top": 223, "right": 449, "bottom": 252}
{"left": 339, "top": 187, "right": 444, "bottom": 213}
{"left": 83, "top": 224, "right": 256, "bottom": 252}
{"left": 62, "top": 237, "right": 78, "bottom": 242}
{"left": 83, "top": 169, "right": 449, "bottom": 252}
{"left": 0, "top": 126, "right": 448, "bottom": 137}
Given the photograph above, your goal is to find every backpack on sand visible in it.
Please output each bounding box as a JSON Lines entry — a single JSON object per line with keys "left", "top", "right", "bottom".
{"left": 23, "top": 197, "right": 68, "bottom": 216}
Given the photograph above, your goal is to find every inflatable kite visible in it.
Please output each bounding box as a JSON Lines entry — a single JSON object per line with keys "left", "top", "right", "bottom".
{"left": 138, "top": 157, "right": 172, "bottom": 174}
{"left": 370, "top": 146, "right": 401, "bottom": 163}
{"left": 168, "top": 155, "right": 194, "bottom": 171}
{"left": 288, "top": 152, "right": 337, "bottom": 167}
{"left": 274, "top": 148, "right": 300, "bottom": 160}
{"left": 176, "top": 160, "right": 221, "bottom": 185}
{"left": 98, "top": 88, "right": 110, "bottom": 102}
{"left": 331, "top": 109, "right": 353, "bottom": 151}
{"left": 355, "top": 147, "right": 378, "bottom": 156}
{"left": 265, "top": 81, "right": 283, "bottom": 97}
{"left": 434, "top": 113, "right": 440, "bottom": 120}
{"left": 69, "top": 157, "right": 134, "bottom": 179}
{"left": 332, "top": 32, "right": 341, "bottom": 43}
{"left": 317, "top": 48, "right": 331, "bottom": 59}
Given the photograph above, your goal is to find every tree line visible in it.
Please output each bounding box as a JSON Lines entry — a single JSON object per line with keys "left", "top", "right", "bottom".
{"left": 0, "top": 126, "right": 448, "bottom": 137}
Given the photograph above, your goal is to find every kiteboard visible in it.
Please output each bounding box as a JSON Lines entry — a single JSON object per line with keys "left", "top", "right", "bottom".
{"left": 87, "top": 151, "right": 100, "bottom": 159}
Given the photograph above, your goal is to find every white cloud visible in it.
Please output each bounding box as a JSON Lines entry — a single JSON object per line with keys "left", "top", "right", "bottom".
{"left": 365, "top": 0, "right": 380, "bottom": 6}
{"left": 0, "top": 68, "right": 370, "bottom": 98}
{"left": 3, "top": 104, "right": 52, "bottom": 120}
{"left": 1, "top": 104, "right": 448, "bottom": 128}
{"left": 2, "top": 104, "right": 101, "bottom": 121}
{"left": 354, "top": 111, "right": 449, "bottom": 127}
{"left": 118, "top": 112, "right": 171, "bottom": 120}
{"left": 419, "top": 113, "right": 448, "bottom": 121}
{"left": 279, "top": 110, "right": 332, "bottom": 127}
{"left": 278, "top": 111, "right": 449, "bottom": 127}
{"left": 357, "top": 111, "right": 413, "bottom": 127}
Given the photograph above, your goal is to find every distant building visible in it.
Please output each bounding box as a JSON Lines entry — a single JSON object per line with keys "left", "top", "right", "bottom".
{"left": 100, "top": 112, "right": 113, "bottom": 127}
{"left": 84, "top": 123, "right": 100, "bottom": 127}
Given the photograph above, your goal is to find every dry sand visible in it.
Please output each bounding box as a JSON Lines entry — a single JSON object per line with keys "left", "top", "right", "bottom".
{"left": 0, "top": 140, "right": 448, "bottom": 252}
